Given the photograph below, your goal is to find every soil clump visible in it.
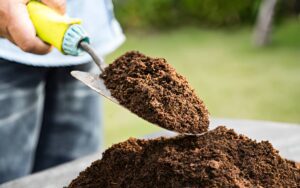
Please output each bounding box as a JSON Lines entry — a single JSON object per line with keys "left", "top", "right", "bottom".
{"left": 100, "top": 51, "right": 209, "bottom": 134}
{"left": 68, "top": 126, "right": 300, "bottom": 188}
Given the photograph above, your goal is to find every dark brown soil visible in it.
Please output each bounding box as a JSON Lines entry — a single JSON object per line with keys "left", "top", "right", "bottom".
{"left": 100, "top": 51, "right": 209, "bottom": 134}
{"left": 68, "top": 126, "right": 300, "bottom": 188}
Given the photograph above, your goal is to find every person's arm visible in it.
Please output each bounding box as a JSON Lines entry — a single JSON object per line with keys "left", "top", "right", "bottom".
{"left": 0, "top": 0, "right": 65, "bottom": 54}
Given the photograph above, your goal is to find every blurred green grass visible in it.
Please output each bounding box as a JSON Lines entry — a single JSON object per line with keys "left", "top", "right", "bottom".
{"left": 104, "top": 19, "right": 300, "bottom": 147}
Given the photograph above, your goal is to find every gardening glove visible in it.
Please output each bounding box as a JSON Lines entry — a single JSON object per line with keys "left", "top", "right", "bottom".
{"left": 0, "top": 0, "right": 66, "bottom": 54}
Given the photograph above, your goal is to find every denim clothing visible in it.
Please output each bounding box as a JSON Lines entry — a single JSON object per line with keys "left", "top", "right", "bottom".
{"left": 0, "top": 59, "right": 102, "bottom": 183}
{"left": 0, "top": 0, "right": 125, "bottom": 66}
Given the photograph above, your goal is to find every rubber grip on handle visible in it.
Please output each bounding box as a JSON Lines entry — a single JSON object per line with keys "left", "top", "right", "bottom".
{"left": 27, "top": 1, "right": 81, "bottom": 52}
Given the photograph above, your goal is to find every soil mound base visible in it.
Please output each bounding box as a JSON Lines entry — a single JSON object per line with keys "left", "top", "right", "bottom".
{"left": 68, "top": 126, "right": 300, "bottom": 188}
{"left": 100, "top": 51, "right": 209, "bottom": 134}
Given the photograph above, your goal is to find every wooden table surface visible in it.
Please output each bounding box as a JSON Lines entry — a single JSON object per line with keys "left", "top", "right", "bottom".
{"left": 1, "top": 118, "right": 300, "bottom": 188}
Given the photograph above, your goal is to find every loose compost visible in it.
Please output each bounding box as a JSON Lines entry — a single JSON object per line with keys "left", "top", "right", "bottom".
{"left": 100, "top": 51, "right": 209, "bottom": 134}
{"left": 68, "top": 126, "right": 300, "bottom": 188}
{"left": 68, "top": 51, "right": 299, "bottom": 188}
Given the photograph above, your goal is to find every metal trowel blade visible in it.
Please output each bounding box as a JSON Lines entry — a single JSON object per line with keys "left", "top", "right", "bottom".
{"left": 71, "top": 70, "right": 119, "bottom": 104}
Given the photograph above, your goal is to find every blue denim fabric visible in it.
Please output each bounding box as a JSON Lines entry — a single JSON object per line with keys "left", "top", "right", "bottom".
{"left": 0, "top": 59, "right": 102, "bottom": 183}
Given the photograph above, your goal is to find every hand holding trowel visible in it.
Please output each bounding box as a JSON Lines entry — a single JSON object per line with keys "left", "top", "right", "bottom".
{"left": 27, "top": 1, "right": 210, "bottom": 134}
{"left": 27, "top": 0, "right": 118, "bottom": 104}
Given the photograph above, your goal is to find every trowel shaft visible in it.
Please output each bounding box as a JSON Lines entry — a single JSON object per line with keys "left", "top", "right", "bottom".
{"left": 79, "top": 41, "right": 106, "bottom": 72}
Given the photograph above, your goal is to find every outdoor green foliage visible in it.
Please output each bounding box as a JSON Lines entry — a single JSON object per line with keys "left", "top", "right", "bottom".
{"left": 113, "top": 0, "right": 261, "bottom": 29}
{"left": 104, "top": 19, "right": 300, "bottom": 147}
{"left": 113, "top": 0, "right": 300, "bottom": 29}
{"left": 179, "top": 0, "right": 260, "bottom": 25}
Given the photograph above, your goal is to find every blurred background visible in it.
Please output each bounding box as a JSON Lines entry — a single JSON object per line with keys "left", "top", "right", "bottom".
{"left": 104, "top": 0, "right": 300, "bottom": 147}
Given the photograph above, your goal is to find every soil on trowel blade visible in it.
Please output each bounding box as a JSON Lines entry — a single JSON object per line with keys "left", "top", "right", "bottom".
{"left": 68, "top": 126, "right": 300, "bottom": 188}
{"left": 100, "top": 51, "right": 209, "bottom": 134}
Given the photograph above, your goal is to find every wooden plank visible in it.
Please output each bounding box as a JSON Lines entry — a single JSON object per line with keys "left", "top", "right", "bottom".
{"left": 0, "top": 153, "right": 101, "bottom": 188}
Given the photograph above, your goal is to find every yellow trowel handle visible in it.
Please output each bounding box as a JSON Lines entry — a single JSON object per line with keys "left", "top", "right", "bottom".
{"left": 27, "top": 1, "right": 89, "bottom": 55}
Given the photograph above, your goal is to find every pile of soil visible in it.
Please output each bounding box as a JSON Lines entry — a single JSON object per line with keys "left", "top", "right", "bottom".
{"left": 68, "top": 126, "right": 300, "bottom": 188}
{"left": 100, "top": 51, "right": 209, "bottom": 134}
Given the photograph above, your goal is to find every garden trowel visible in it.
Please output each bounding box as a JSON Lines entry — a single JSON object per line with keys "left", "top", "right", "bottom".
{"left": 28, "top": 1, "right": 208, "bottom": 135}
{"left": 27, "top": 1, "right": 119, "bottom": 104}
